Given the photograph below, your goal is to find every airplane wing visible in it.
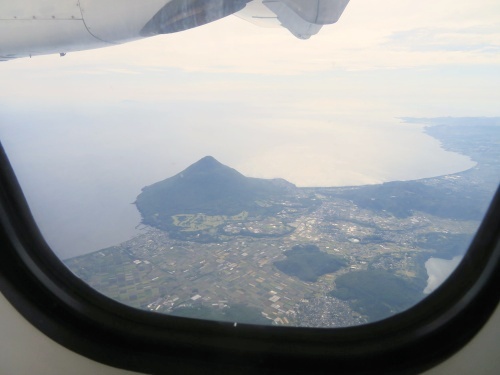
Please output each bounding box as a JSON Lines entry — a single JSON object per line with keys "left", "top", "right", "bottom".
{"left": 0, "top": 0, "right": 349, "bottom": 61}
{"left": 235, "top": 0, "right": 350, "bottom": 39}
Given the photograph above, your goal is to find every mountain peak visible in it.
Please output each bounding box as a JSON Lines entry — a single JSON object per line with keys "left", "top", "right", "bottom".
{"left": 136, "top": 156, "right": 297, "bottom": 223}
{"left": 190, "top": 155, "right": 222, "bottom": 169}
{"left": 181, "top": 156, "right": 240, "bottom": 179}
{"left": 197, "top": 155, "right": 219, "bottom": 164}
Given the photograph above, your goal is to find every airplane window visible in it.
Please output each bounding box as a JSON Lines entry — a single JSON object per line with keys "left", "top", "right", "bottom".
{"left": 1, "top": 0, "right": 499, "bottom": 331}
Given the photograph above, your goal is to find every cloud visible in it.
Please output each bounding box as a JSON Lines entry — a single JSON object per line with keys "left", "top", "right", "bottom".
{"left": 387, "top": 25, "right": 500, "bottom": 53}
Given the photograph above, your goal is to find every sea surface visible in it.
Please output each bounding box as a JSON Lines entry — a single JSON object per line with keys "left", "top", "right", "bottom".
{"left": 0, "top": 110, "right": 475, "bottom": 259}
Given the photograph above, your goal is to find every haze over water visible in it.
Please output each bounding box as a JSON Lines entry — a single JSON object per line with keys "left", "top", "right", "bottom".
{"left": 1, "top": 105, "right": 475, "bottom": 259}
{"left": 424, "top": 256, "right": 464, "bottom": 294}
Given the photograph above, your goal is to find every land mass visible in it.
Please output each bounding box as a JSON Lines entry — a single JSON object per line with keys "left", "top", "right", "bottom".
{"left": 66, "top": 118, "right": 500, "bottom": 327}
{"left": 135, "top": 155, "right": 316, "bottom": 242}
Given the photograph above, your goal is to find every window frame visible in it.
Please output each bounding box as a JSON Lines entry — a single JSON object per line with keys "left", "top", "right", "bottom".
{"left": 0, "top": 143, "right": 499, "bottom": 374}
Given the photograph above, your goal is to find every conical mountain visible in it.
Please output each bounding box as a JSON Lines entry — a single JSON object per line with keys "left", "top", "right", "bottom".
{"left": 135, "top": 156, "right": 296, "bottom": 229}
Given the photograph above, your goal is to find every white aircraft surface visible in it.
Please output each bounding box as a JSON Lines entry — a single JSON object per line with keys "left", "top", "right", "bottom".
{"left": 0, "top": 0, "right": 349, "bottom": 60}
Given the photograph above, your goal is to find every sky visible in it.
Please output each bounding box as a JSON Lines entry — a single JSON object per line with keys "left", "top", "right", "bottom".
{"left": 0, "top": 0, "right": 499, "bottom": 257}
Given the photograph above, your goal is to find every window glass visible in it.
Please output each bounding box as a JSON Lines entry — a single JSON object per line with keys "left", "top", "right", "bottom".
{"left": 0, "top": 0, "right": 499, "bottom": 327}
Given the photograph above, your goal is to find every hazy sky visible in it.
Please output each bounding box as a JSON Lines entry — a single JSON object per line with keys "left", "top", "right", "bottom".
{"left": 0, "top": 0, "right": 499, "bottom": 257}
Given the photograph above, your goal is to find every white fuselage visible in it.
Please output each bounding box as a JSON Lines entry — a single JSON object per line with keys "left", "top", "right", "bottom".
{"left": 0, "top": 0, "right": 169, "bottom": 59}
